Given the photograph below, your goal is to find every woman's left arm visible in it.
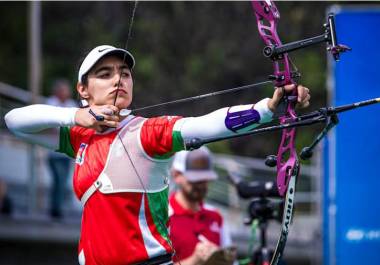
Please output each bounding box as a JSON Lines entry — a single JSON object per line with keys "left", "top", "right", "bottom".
{"left": 176, "top": 84, "right": 310, "bottom": 147}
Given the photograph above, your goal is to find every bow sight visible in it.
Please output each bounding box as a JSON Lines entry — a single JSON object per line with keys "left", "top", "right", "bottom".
{"left": 263, "top": 14, "right": 351, "bottom": 64}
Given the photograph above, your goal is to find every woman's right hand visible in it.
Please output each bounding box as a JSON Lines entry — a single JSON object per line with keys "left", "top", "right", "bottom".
{"left": 74, "top": 105, "right": 120, "bottom": 132}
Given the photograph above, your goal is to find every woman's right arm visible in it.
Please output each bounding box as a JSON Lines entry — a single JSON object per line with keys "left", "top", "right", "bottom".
{"left": 4, "top": 104, "right": 78, "bottom": 149}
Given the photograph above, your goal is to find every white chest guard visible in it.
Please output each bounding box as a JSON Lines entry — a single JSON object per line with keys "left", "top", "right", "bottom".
{"left": 81, "top": 117, "right": 172, "bottom": 205}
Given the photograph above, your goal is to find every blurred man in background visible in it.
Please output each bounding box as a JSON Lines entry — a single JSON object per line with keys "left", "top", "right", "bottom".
{"left": 169, "top": 146, "right": 236, "bottom": 265}
{"left": 0, "top": 179, "right": 12, "bottom": 215}
{"left": 46, "top": 79, "right": 77, "bottom": 219}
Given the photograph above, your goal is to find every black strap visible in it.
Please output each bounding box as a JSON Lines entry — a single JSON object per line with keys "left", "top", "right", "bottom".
{"left": 133, "top": 253, "right": 173, "bottom": 265}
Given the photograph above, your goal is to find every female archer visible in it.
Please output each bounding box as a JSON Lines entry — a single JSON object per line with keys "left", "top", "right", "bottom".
{"left": 4, "top": 45, "right": 310, "bottom": 265}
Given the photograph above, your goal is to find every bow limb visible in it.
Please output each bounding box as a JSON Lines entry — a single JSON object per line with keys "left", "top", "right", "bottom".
{"left": 251, "top": 1, "right": 300, "bottom": 264}
{"left": 252, "top": 0, "right": 298, "bottom": 197}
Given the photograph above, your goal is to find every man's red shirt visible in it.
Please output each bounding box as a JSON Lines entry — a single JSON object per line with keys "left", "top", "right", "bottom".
{"left": 169, "top": 192, "right": 224, "bottom": 261}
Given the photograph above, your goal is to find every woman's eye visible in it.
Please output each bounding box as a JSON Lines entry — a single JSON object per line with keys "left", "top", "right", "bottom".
{"left": 121, "top": 72, "right": 130, "bottom": 78}
{"left": 98, "top": 72, "right": 110, "bottom": 78}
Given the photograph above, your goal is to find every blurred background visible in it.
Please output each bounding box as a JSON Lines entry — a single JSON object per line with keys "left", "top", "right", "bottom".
{"left": 0, "top": 1, "right": 379, "bottom": 265}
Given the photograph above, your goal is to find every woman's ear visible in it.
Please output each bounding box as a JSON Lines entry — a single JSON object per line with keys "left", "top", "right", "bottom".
{"left": 76, "top": 82, "right": 90, "bottom": 107}
{"left": 76, "top": 82, "right": 89, "bottom": 100}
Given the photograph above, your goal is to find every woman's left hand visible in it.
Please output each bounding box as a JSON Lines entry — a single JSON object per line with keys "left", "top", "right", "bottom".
{"left": 267, "top": 84, "right": 311, "bottom": 112}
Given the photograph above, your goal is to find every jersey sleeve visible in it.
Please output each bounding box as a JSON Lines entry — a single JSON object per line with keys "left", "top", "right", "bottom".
{"left": 57, "top": 127, "right": 75, "bottom": 158}
{"left": 173, "top": 98, "right": 273, "bottom": 145}
{"left": 139, "top": 99, "right": 273, "bottom": 159}
{"left": 140, "top": 116, "right": 184, "bottom": 159}
{"left": 57, "top": 126, "right": 93, "bottom": 159}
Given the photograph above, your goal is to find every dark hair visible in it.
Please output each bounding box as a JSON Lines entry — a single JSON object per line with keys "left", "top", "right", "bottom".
{"left": 81, "top": 74, "right": 89, "bottom": 86}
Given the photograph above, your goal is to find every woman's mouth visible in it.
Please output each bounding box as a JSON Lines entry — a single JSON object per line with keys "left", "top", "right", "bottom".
{"left": 111, "top": 89, "right": 128, "bottom": 95}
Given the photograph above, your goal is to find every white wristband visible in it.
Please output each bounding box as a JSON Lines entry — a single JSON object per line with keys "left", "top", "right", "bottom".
{"left": 254, "top": 98, "right": 273, "bottom": 123}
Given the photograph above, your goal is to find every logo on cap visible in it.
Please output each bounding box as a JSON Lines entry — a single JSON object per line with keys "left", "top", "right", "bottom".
{"left": 98, "top": 48, "right": 110, "bottom": 53}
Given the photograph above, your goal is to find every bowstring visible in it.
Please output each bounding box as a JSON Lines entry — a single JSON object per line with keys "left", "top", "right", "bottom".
{"left": 114, "top": 1, "right": 180, "bottom": 263}
{"left": 114, "top": 0, "right": 138, "bottom": 106}
{"left": 132, "top": 80, "right": 273, "bottom": 113}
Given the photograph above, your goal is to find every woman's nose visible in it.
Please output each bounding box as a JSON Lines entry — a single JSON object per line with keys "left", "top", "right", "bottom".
{"left": 113, "top": 73, "right": 124, "bottom": 86}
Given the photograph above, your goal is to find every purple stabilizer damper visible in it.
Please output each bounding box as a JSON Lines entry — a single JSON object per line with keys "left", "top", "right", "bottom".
{"left": 225, "top": 108, "right": 261, "bottom": 132}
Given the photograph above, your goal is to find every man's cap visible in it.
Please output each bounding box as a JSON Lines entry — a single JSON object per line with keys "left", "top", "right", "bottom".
{"left": 78, "top": 45, "right": 135, "bottom": 82}
{"left": 171, "top": 146, "right": 218, "bottom": 182}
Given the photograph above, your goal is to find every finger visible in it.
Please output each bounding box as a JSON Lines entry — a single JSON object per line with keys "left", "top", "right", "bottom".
{"left": 296, "top": 95, "right": 310, "bottom": 109}
{"left": 101, "top": 114, "right": 120, "bottom": 122}
{"left": 88, "top": 108, "right": 106, "bottom": 122}
{"left": 274, "top": 86, "right": 284, "bottom": 95}
{"left": 297, "top": 85, "right": 309, "bottom": 102}
{"left": 299, "top": 93, "right": 311, "bottom": 106}
{"left": 299, "top": 101, "right": 310, "bottom": 108}
{"left": 304, "top": 93, "right": 311, "bottom": 103}
{"left": 272, "top": 87, "right": 284, "bottom": 106}
{"left": 93, "top": 105, "right": 119, "bottom": 115}
{"left": 104, "top": 105, "right": 120, "bottom": 115}
{"left": 100, "top": 120, "right": 120, "bottom": 128}
{"left": 283, "top": 84, "right": 296, "bottom": 93}
{"left": 275, "top": 86, "right": 284, "bottom": 98}
{"left": 100, "top": 108, "right": 115, "bottom": 116}
{"left": 90, "top": 106, "right": 120, "bottom": 121}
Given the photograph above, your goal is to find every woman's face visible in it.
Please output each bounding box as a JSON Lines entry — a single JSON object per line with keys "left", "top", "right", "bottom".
{"left": 78, "top": 55, "right": 133, "bottom": 110}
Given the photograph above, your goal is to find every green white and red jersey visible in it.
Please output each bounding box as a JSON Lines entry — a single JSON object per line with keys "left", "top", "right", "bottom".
{"left": 62, "top": 115, "right": 183, "bottom": 264}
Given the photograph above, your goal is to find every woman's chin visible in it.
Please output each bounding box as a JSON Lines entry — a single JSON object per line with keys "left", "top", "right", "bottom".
{"left": 117, "top": 104, "right": 131, "bottom": 110}
{"left": 115, "top": 100, "right": 131, "bottom": 110}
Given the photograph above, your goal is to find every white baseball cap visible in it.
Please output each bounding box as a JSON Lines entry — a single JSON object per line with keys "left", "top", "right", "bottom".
{"left": 171, "top": 146, "right": 218, "bottom": 182}
{"left": 78, "top": 45, "right": 135, "bottom": 82}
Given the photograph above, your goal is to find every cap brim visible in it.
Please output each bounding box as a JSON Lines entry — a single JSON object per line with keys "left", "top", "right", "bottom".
{"left": 101, "top": 49, "right": 135, "bottom": 70}
{"left": 78, "top": 46, "right": 136, "bottom": 82}
{"left": 184, "top": 170, "right": 218, "bottom": 182}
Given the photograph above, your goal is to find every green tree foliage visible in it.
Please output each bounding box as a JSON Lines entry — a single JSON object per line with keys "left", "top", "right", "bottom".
{"left": 0, "top": 2, "right": 27, "bottom": 89}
